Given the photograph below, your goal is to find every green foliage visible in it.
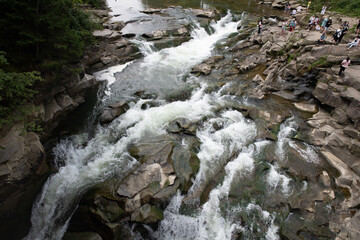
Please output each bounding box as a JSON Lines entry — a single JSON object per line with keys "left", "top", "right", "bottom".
{"left": 0, "top": 0, "right": 99, "bottom": 69}
{"left": 308, "top": 56, "right": 328, "bottom": 70}
{"left": 305, "top": 0, "right": 360, "bottom": 17}
{"left": 0, "top": 52, "right": 43, "bottom": 128}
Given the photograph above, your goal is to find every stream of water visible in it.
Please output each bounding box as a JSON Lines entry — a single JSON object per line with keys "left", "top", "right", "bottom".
{"left": 25, "top": 2, "right": 322, "bottom": 240}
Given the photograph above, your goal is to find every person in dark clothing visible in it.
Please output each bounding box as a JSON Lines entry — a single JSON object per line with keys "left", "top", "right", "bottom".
{"left": 356, "top": 20, "right": 360, "bottom": 35}
{"left": 339, "top": 57, "right": 350, "bottom": 76}
{"left": 324, "top": 17, "right": 332, "bottom": 32}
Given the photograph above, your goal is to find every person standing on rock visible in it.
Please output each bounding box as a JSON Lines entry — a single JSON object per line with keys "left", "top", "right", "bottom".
{"left": 356, "top": 20, "right": 360, "bottom": 35}
{"left": 307, "top": 1, "right": 311, "bottom": 12}
{"left": 339, "top": 57, "right": 351, "bottom": 76}
{"left": 282, "top": 20, "right": 287, "bottom": 36}
{"left": 258, "top": 20, "right": 262, "bottom": 34}
{"left": 321, "top": 17, "right": 328, "bottom": 32}
{"left": 324, "top": 17, "right": 332, "bottom": 33}
{"left": 321, "top": 5, "right": 327, "bottom": 16}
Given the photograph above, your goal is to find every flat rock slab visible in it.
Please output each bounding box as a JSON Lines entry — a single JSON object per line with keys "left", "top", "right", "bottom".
{"left": 294, "top": 102, "right": 318, "bottom": 113}
{"left": 93, "top": 29, "right": 113, "bottom": 38}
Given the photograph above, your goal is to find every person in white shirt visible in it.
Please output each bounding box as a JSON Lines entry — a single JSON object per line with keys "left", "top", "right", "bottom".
{"left": 321, "top": 5, "right": 327, "bottom": 15}
{"left": 290, "top": 9, "right": 297, "bottom": 15}
{"left": 297, "top": 6, "right": 302, "bottom": 13}
{"left": 348, "top": 36, "right": 360, "bottom": 49}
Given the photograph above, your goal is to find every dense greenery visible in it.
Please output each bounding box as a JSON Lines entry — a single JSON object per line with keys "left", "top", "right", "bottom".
{"left": 0, "top": 0, "right": 103, "bottom": 69}
{"left": 304, "top": 0, "right": 360, "bottom": 16}
{"left": 0, "top": 52, "right": 42, "bottom": 128}
{"left": 0, "top": 0, "right": 105, "bottom": 129}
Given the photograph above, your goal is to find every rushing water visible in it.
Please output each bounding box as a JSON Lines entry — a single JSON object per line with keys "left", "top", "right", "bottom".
{"left": 26, "top": 11, "right": 248, "bottom": 240}
{"left": 25, "top": 2, "right": 324, "bottom": 239}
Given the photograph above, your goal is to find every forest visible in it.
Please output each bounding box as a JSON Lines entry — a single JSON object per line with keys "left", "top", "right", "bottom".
{"left": 0, "top": 0, "right": 105, "bottom": 128}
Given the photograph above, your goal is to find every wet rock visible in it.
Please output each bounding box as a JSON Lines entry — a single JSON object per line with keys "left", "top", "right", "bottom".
{"left": 293, "top": 102, "right": 318, "bottom": 113}
{"left": 90, "top": 196, "right": 124, "bottom": 223}
{"left": 192, "top": 9, "right": 216, "bottom": 18}
{"left": 117, "top": 163, "right": 168, "bottom": 198}
{"left": 130, "top": 204, "right": 164, "bottom": 223}
{"left": 141, "top": 8, "right": 162, "bottom": 14}
{"left": 63, "top": 232, "right": 102, "bottom": 240}
{"left": 100, "top": 100, "right": 129, "bottom": 124}
{"left": 142, "top": 30, "right": 166, "bottom": 40}
{"left": 171, "top": 145, "right": 200, "bottom": 192}
{"left": 281, "top": 213, "right": 305, "bottom": 240}
{"left": 191, "top": 63, "right": 212, "bottom": 75}
{"left": 103, "top": 21, "right": 125, "bottom": 31}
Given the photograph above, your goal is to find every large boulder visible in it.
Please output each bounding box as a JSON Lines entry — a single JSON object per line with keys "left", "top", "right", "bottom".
{"left": 100, "top": 100, "right": 130, "bottom": 124}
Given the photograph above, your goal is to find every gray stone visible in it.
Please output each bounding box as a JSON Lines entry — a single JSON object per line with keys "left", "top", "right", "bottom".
{"left": 294, "top": 102, "right": 318, "bottom": 113}
{"left": 191, "top": 63, "right": 211, "bottom": 75}
{"left": 93, "top": 29, "right": 113, "bottom": 39}
{"left": 130, "top": 204, "right": 164, "bottom": 223}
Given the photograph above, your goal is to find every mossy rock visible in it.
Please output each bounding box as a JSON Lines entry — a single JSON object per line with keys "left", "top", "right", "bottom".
{"left": 130, "top": 204, "right": 164, "bottom": 223}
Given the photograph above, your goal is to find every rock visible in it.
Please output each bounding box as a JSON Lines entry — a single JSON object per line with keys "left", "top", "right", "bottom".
{"left": 141, "top": 8, "right": 162, "bottom": 14}
{"left": 44, "top": 98, "right": 63, "bottom": 122}
{"left": 115, "top": 39, "right": 129, "bottom": 49}
{"left": 318, "top": 171, "right": 331, "bottom": 188}
{"left": 55, "top": 93, "right": 75, "bottom": 110}
{"left": 272, "top": 91, "right": 298, "bottom": 101}
{"left": 67, "top": 74, "right": 98, "bottom": 97}
{"left": 171, "top": 146, "right": 199, "bottom": 192}
{"left": 142, "top": 30, "right": 165, "bottom": 40}
{"left": 63, "top": 232, "right": 102, "bottom": 240}
{"left": 101, "top": 56, "right": 112, "bottom": 65}
{"left": 100, "top": 101, "right": 129, "bottom": 124}
{"left": 346, "top": 97, "right": 360, "bottom": 127}
{"left": 237, "top": 62, "right": 256, "bottom": 73}
{"left": 293, "top": 102, "right": 318, "bottom": 113}
{"left": 90, "top": 196, "right": 124, "bottom": 223}
{"left": 313, "top": 82, "right": 347, "bottom": 109}
{"left": 92, "top": 29, "right": 113, "bottom": 39}
{"left": 85, "top": 9, "right": 109, "bottom": 18}
{"left": 252, "top": 74, "right": 264, "bottom": 83}
{"left": 281, "top": 213, "right": 305, "bottom": 240}
{"left": 104, "top": 21, "right": 125, "bottom": 31}
{"left": 331, "top": 108, "right": 349, "bottom": 124}
{"left": 117, "top": 163, "right": 168, "bottom": 198}
{"left": 109, "top": 32, "right": 122, "bottom": 41}
{"left": 130, "top": 204, "right": 164, "bottom": 223}
{"left": 343, "top": 126, "right": 360, "bottom": 141}
{"left": 191, "top": 63, "right": 211, "bottom": 75}
{"left": 193, "top": 9, "right": 216, "bottom": 18}
{"left": 173, "top": 26, "right": 188, "bottom": 36}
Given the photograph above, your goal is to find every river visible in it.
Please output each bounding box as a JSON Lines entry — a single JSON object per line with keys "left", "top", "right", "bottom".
{"left": 25, "top": 1, "right": 327, "bottom": 240}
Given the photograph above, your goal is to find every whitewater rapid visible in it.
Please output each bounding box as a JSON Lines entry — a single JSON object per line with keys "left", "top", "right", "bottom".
{"left": 26, "top": 11, "right": 245, "bottom": 240}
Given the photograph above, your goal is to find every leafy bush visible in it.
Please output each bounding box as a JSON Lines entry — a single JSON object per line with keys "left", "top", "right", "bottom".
{"left": 0, "top": 52, "right": 42, "bottom": 128}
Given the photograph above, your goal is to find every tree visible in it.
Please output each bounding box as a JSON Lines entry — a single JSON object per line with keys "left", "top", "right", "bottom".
{"left": 0, "top": 52, "right": 42, "bottom": 128}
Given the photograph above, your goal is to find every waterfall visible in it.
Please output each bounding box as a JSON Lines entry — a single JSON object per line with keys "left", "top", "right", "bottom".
{"left": 26, "top": 12, "right": 244, "bottom": 240}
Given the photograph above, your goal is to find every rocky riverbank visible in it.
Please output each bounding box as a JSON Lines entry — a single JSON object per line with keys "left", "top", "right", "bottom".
{"left": 70, "top": 4, "right": 360, "bottom": 240}
{"left": 2, "top": 1, "right": 360, "bottom": 239}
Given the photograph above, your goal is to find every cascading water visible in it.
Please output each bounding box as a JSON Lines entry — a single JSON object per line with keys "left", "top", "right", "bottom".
{"left": 26, "top": 12, "right": 245, "bottom": 240}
